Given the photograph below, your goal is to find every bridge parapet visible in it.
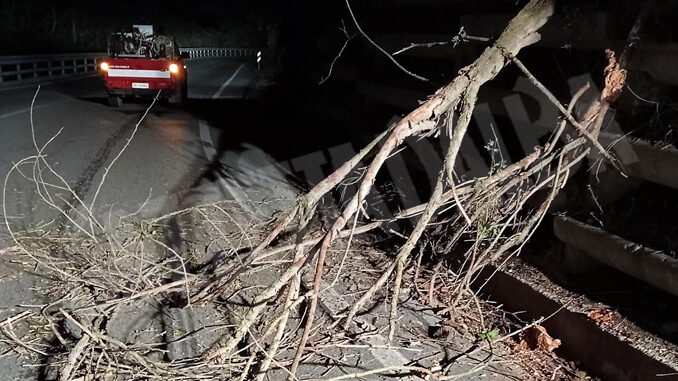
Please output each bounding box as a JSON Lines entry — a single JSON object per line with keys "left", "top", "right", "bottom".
{"left": 0, "top": 53, "right": 106, "bottom": 83}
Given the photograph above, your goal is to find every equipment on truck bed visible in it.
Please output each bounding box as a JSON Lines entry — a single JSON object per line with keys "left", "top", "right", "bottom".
{"left": 108, "top": 25, "right": 176, "bottom": 59}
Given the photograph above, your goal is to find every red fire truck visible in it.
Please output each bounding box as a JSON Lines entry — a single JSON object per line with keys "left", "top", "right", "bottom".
{"left": 99, "top": 25, "right": 188, "bottom": 107}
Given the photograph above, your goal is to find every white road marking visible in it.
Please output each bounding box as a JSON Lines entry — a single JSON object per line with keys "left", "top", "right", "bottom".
{"left": 201, "top": 62, "right": 255, "bottom": 213}
{"left": 198, "top": 120, "right": 219, "bottom": 160}
{"left": 198, "top": 119, "right": 255, "bottom": 215}
{"left": 0, "top": 99, "right": 71, "bottom": 119}
{"left": 211, "top": 63, "right": 245, "bottom": 99}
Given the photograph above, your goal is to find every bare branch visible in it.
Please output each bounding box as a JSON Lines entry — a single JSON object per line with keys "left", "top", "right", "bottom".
{"left": 319, "top": 21, "right": 356, "bottom": 85}
{"left": 392, "top": 26, "right": 491, "bottom": 56}
{"left": 345, "top": 0, "right": 430, "bottom": 82}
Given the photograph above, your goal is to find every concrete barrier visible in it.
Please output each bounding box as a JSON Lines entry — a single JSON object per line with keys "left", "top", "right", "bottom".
{"left": 553, "top": 215, "right": 678, "bottom": 298}
{"left": 599, "top": 132, "right": 678, "bottom": 190}
{"left": 477, "top": 262, "right": 678, "bottom": 381}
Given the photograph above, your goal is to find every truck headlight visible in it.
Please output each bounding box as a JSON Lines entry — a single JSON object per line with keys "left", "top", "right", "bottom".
{"left": 100, "top": 62, "right": 109, "bottom": 71}
{"left": 169, "top": 63, "right": 179, "bottom": 73}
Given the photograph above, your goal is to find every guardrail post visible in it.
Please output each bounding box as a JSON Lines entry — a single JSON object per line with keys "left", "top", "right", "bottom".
{"left": 16, "top": 64, "right": 22, "bottom": 80}
{"left": 61, "top": 60, "right": 65, "bottom": 75}
{"left": 33, "top": 62, "right": 38, "bottom": 78}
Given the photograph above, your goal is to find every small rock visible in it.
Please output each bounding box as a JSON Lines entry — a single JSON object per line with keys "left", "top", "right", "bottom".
{"left": 63, "top": 317, "right": 82, "bottom": 340}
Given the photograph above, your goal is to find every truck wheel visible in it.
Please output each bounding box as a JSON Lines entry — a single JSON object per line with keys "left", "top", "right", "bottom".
{"left": 168, "top": 84, "right": 187, "bottom": 106}
{"left": 168, "top": 92, "right": 182, "bottom": 105}
{"left": 108, "top": 96, "right": 122, "bottom": 107}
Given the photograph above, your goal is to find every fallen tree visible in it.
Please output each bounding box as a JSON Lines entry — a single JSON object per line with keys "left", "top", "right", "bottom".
{"left": 199, "top": 0, "right": 623, "bottom": 370}
{"left": 1, "top": 0, "right": 627, "bottom": 379}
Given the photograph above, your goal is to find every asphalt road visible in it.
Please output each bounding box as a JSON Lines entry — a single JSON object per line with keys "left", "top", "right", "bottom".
{"left": 0, "top": 56, "right": 293, "bottom": 243}
{"left": 0, "top": 55, "right": 301, "bottom": 379}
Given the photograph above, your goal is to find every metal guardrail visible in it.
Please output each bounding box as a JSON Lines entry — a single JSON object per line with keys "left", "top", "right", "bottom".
{"left": 178, "top": 47, "right": 258, "bottom": 59}
{"left": 0, "top": 53, "right": 106, "bottom": 83}
{"left": 0, "top": 48, "right": 258, "bottom": 84}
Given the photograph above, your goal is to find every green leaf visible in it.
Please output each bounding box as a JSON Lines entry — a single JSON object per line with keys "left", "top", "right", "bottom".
{"left": 487, "top": 328, "right": 499, "bottom": 340}
{"left": 479, "top": 328, "right": 500, "bottom": 341}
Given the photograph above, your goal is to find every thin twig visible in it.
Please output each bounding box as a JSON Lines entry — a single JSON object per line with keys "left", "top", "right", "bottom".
{"left": 319, "top": 21, "right": 356, "bottom": 85}
{"left": 345, "top": 0, "right": 430, "bottom": 82}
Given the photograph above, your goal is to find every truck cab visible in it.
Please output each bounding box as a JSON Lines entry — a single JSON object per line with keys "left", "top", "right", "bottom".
{"left": 99, "top": 25, "right": 188, "bottom": 107}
